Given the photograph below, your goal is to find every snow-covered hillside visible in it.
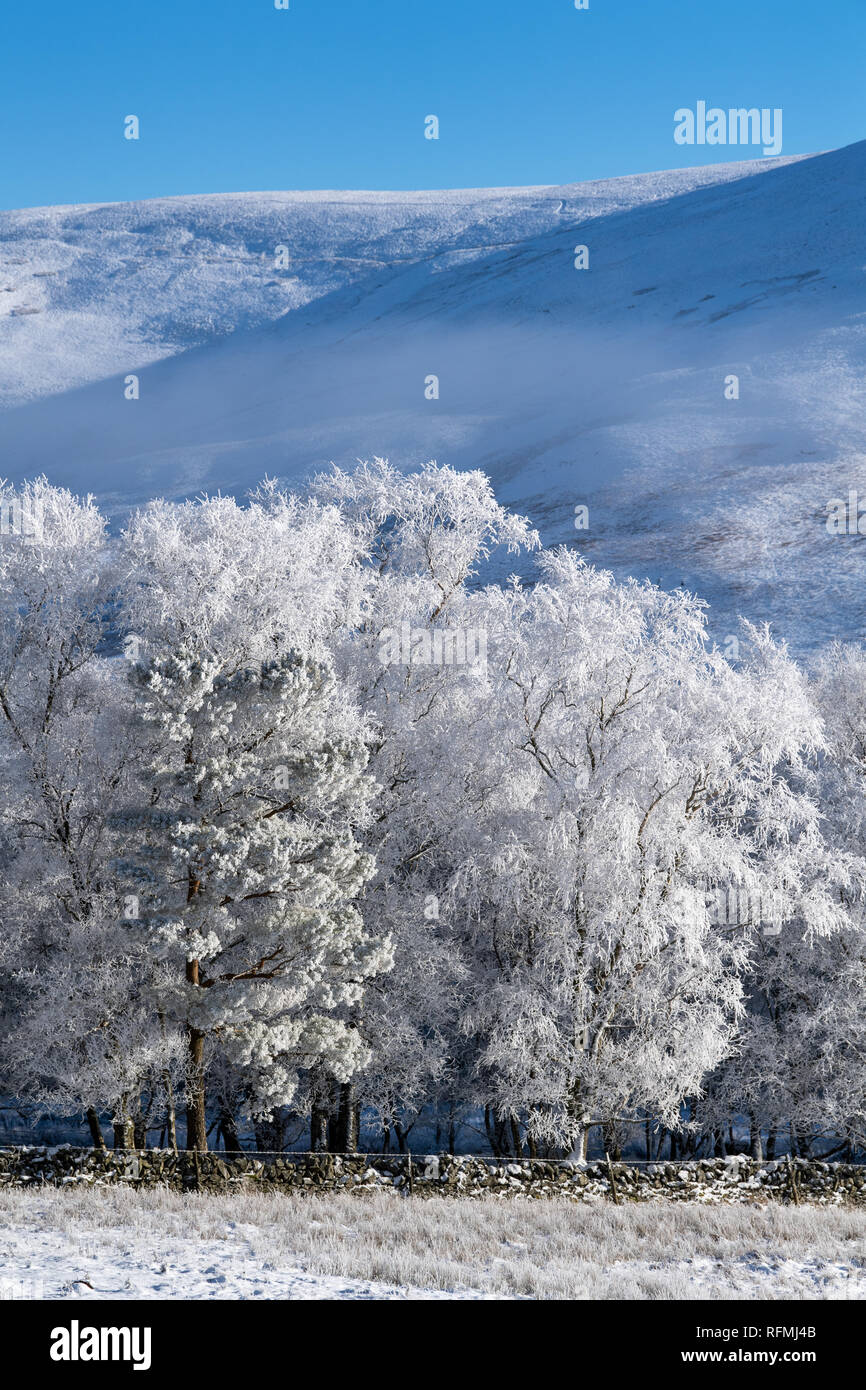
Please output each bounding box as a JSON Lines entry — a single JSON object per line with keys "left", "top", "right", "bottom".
{"left": 1, "top": 144, "right": 863, "bottom": 651}
{"left": 0, "top": 157, "right": 799, "bottom": 406}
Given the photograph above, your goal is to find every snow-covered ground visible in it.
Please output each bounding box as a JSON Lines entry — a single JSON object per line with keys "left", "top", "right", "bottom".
{"left": 1, "top": 1188, "right": 864, "bottom": 1300}
{"left": 2, "top": 144, "right": 863, "bottom": 652}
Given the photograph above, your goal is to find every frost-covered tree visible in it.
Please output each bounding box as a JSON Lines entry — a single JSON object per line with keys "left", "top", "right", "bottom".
{"left": 0, "top": 480, "right": 176, "bottom": 1146}
{"left": 313, "top": 459, "right": 537, "bottom": 1145}
{"left": 115, "top": 492, "right": 391, "bottom": 1149}
{"left": 447, "top": 554, "right": 846, "bottom": 1157}
{"left": 712, "top": 643, "right": 866, "bottom": 1156}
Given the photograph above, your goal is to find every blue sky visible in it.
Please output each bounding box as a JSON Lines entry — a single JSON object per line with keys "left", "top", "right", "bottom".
{"left": 2, "top": 0, "right": 863, "bottom": 209}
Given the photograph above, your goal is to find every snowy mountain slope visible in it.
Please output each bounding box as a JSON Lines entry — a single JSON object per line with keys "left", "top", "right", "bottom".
{"left": 1, "top": 143, "right": 863, "bottom": 651}
{"left": 0, "top": 157, "right": 799, "bottom": 406}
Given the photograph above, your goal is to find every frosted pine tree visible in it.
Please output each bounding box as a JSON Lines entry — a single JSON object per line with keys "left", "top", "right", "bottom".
{"left": 116, "top": 645, "right": 390, "bottom": 1150}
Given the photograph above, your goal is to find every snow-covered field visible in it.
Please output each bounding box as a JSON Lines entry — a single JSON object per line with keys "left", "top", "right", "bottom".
{"left": 1, "top": 1188, "right": 864, "bottom": 1301}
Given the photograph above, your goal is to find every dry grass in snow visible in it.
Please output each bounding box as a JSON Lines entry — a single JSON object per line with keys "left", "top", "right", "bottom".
{"left": 1, "top": 1187, "right": 865, "bottom": 1300}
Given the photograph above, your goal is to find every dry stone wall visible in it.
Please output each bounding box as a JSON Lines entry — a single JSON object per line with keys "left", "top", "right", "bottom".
{"left": 1, "top": 1148, "right": 865, "bottom": 1204}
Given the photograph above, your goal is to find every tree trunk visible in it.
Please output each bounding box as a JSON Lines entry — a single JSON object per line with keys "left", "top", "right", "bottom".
{"left": 567, "top": 1080, "right": 591, "bottom": 1162}
{"left": 749, "top": 1115, "right": 764, "bottom": 1162}
{"left": 113, "top": 1118, "right": 134, "bottom": 1148}
{"left": 310, "top": 1096, "right": 330, "bottom": 1151}
{"left": 333, "top": 1082, "right": 359, "bottom": 1152}
{"left": 602, "top": 1121, "right": 621, "bottom": 1161}
{"left": 790, "top": 1123, "right": 813, "bottom": 1159}
{"left": 185, "top": 1023, "right": 208, "bottom": 1152}
{"left": 158, "top": 1011, "right": 178, "bottom": 1152}
{"left": 766, "top": 1124, "right": 777, "bottom": 1161}
{"left": 219, "top": 1106, "right": 242, "bottom": 1152}
{"left": 509, "top": 1116, "right": 523, "bottom": 1159}
{"left": 113, "top": 1097, "right": 134, "bottom": 1149}
{"left": 86, "top": 1108, "right": 105, "bottom": 1150}
{"left": 484, "top": 1105, "right": 498, "bottom": 1156}
{"left": 163, "top": 1072, "right": 178, "bottom": 1152}
{"left": 568, "top": 1118, "right": 589, "bottom": 1162}
{"left": 183, "top": 893, "right": 208, "bottom": 1150}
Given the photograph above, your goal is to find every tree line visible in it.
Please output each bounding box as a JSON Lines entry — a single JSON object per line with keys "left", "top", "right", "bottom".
{"left": 1, "top": 461, "right": 864, "bottom": 1160}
